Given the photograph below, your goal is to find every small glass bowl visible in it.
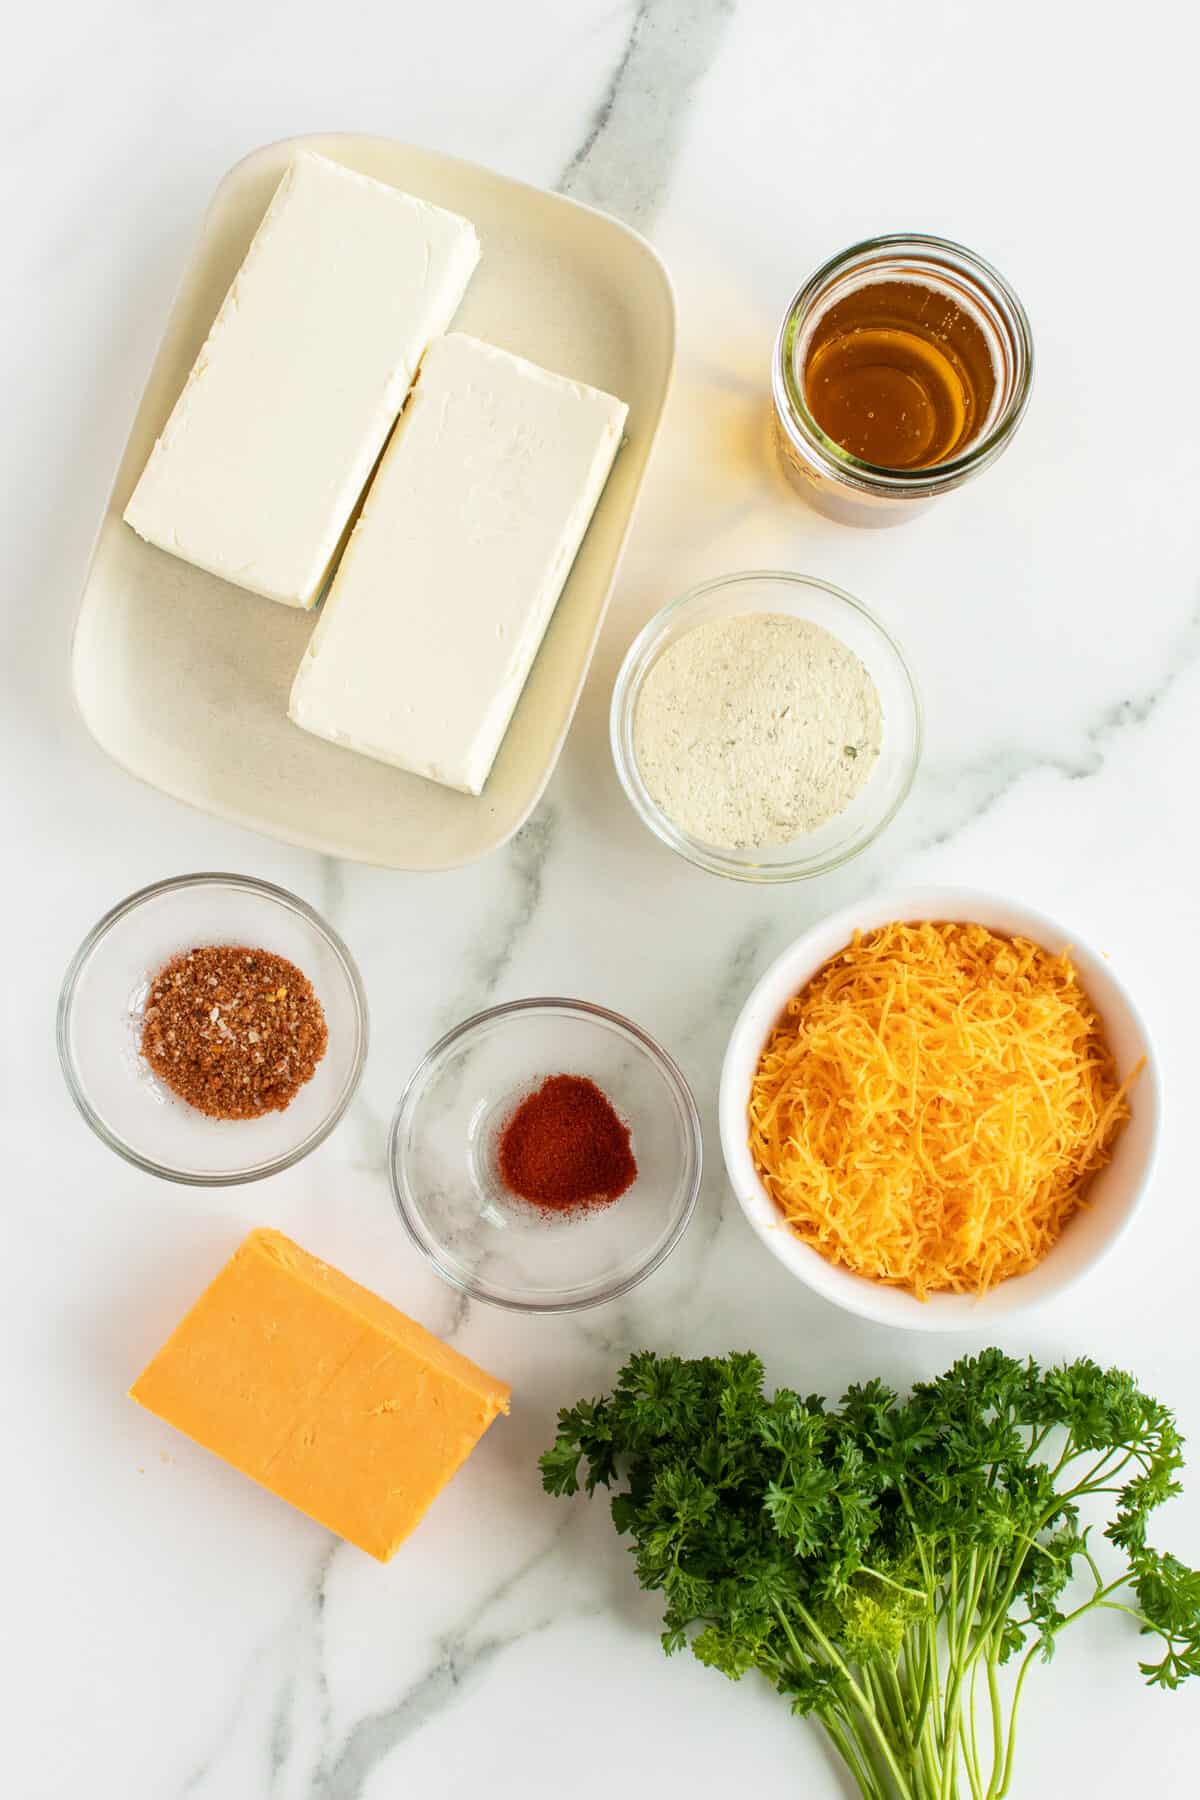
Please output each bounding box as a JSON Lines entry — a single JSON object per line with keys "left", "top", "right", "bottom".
{"left": 388, "top": 998, "right": 702, "bottom": 1312}
{"left": 610, "top": 571, "right": 922, "bottom": 883}
{"left": 58, "top": 873, "right": 368, "bottom": 1184}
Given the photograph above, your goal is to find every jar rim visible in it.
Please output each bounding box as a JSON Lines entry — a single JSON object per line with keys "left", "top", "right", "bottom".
{"left": 773, "top": 232, "right": 1034, "bottom": 497}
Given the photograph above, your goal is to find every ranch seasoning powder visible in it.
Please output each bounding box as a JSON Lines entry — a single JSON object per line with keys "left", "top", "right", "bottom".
{"left": 632, "top": 613, "right": 882, "bottom": 850}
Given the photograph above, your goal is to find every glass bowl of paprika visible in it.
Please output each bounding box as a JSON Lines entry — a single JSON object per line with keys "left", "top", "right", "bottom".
{"left": 387, "top": 997, "right": 703, "bottom": 1312}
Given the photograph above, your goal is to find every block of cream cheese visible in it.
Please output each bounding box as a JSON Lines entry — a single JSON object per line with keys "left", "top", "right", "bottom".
{"left": 130, "top": 1229, "right": 511, "bottom": 1561}
{"left": 288, "top": 332, "right": 628, "bottom": 793}
{"left": 124, "top": 153, "right": 480, "bottom": 609}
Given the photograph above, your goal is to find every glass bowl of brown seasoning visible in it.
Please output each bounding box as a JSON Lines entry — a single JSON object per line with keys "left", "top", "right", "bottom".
{"left": 57, "top": 873, "right": 368, "bottom": 1183}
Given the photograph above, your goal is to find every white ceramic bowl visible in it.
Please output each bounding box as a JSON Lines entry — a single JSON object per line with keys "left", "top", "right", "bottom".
{"left": 719, "top": 886, "right": 1159, "bottom": 1331}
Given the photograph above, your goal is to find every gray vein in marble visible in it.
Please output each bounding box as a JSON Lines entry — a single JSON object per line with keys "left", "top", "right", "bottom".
{"left": 608, "top": 920, "right": 772, "bottom": 1342}
{"left": 317, "top": 854, "right": 346, "bottom": 930}
{"left": 317, "top": 1646, "right": 503, "bottom": 1800}
{"left": 312, "top": 1521, "right": 588, "bottom": 1799}
{"left": 340, "top": 809, "right": 560, "bottom": 1336}
{"left": 180, "top": 1500, "right": 598, "bottom": 1797}
{"left": 315, "top": 851, "right": 396, "bottom": 1176}
{"left": 180, "top": 1675, "right": 259, "bottom": 1797}
{"left": 337, "top": 807, "right": 559, "bottom": 1189}
{"left": 676, "top": 919, "right": 773, "bottom": 1051}
{"left": 423, "top": 1272, "right": 473, "bottom": 1345}
{"left": 436, "top": 803, "right": 559, "bottom": 1031}
{"left": 912, "top": 595, "right": 1200, "bottom": 854}
{"left": 344, "top": 1085, "right": 391, "bottom": 1180}
{"left": 559, "top": 0, "right": 733, "bottom": 228}
{"left": 172, "top": 1543, "right": 335, "bottom": 1799}
{"left": 568, "top": 916, "right": 773, "bottom": 1360}
{"left": 268, "top": 1674, "right": 295, "bottom": 1792}
{"left": 309, "top": 1542, "right": 338, "bottom": 1752}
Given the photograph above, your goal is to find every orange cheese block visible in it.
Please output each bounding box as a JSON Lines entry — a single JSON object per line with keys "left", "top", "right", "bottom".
{"left": 130, "top": 1228, "right": 511, "bottom": 1562}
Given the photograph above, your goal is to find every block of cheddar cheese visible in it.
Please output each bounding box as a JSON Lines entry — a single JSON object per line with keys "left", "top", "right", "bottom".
{"left": 130, "top": 1228, "right": 510, "bottom": 1561}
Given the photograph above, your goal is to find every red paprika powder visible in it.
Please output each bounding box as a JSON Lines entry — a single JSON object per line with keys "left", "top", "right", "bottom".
{"left": 497, "top": 1074, "right": 637, "bottom": 1213}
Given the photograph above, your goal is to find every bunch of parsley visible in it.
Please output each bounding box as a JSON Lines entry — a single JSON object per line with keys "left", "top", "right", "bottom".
{"left": 541, "top": 1349, "right": 1199, "bottom": 1798}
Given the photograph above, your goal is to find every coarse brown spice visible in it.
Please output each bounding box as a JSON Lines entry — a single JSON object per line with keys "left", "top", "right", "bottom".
{"left": 140, "top": 945, "right": 328, "bottom": 1119}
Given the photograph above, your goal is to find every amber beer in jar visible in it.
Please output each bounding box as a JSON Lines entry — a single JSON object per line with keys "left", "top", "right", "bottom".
{"left": 773, "top": 234, "right": 1033, "bottom": 527}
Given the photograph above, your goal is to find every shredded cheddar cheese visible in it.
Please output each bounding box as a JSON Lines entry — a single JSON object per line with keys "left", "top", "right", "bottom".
{"left": 748, "top": 921, "right": 1139, "bottom": 1299}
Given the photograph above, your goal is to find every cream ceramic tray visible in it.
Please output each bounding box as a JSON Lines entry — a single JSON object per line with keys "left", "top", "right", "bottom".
{"left": 72, "top": 135, "right": 676, "bottom": 870}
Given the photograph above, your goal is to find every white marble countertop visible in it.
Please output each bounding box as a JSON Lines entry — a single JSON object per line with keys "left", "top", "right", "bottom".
{"left": 7, "top": 2, "right": 1200, "bottom": 1793}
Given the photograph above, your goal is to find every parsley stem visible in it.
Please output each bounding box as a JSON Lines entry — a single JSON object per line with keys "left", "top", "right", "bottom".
{"left": 957, "top": 1722, "right": 982, "bottom": 1800}
{"left": 788, "top": 1602, "right": 917, "bottom": 1800}
{"left": 996, "top": 1642, "right": 1040, "bottom": 1797}
{"left": 899, "top": 1633, "right": 939, "bottom": 1794}
{"left": 862, "top": 1564, "right": 927, "bottom": 1602}
{"left": 965, "top": 1656, "right": 982, "bottom": 1799}
{"left": 984, "top": 1648, "right": 1005, "bottom": 1800}
{"left": 885, "top": 1662, "right": 914, "bottom": 1751}
{"left": 820, "top": 1709, "right": 886, "bottom": 1800}
{"left": 1059, "top": 1588, "right": 1143, "bottom": 1630}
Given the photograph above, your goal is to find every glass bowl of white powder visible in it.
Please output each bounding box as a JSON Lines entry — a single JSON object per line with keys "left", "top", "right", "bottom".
{"left": 610, "top": 571, "right": 922, "bottom": 882}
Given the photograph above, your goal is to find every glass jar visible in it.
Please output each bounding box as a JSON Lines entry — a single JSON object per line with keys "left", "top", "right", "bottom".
{"left": 772, "top": 233, "right": 1034, "bottom": 527}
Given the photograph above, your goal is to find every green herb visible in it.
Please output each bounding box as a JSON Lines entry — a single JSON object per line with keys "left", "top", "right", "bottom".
{"left": 541, "top": 1349, "right": 1199, "bottom": 1799}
